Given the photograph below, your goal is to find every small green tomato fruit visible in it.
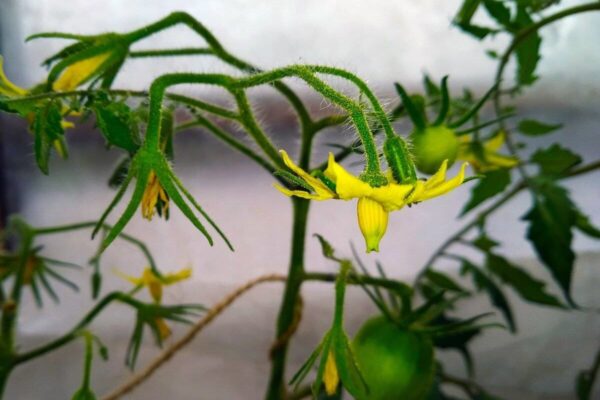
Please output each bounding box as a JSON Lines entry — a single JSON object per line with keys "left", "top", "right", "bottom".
{"left": 352, "top": 316, "right": 435, "bottom": 400}
{"left": 410, "top": 125, "right": 459, "bottom": 175}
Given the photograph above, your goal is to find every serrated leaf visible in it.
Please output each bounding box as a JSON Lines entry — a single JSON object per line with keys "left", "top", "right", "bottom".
{"left": 574, "top": 210, "right": 600, "bottom": 239}
{"left": 514, "top": 7, "right": 541, "bottom": 86}
{"left": 461, "top": 169, "right": 511, "bottom": 215}
{"left": 517, "top": 119, "right": 562, "bottom": 136}
{"left": 523, "top": 181, "right": 576, "bottom": 304}
{"left": 32, "top": 100, "right": 65, "bottom": 174}
{"left": 473, "top": 234, "right": 500, "bottom": 252}
{"left": 462, "top": 261, "right": 515, "bottom": 332}
{"left": 483, "top": 0, "right": 511, "bottom": 27}
{"left": 486, "top": 253, "right": 563, "bottom": 307}
{"left": 425, "top": 270, "right": 469, "bottom": 294}
{"left": 531, "top": 144, "right": 582, "bottom": 177}
{"left": 93, "top": 102, "right": 140, "bottom": 153}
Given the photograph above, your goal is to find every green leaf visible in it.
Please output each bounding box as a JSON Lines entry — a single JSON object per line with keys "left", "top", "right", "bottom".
{"left": 575, "top": 210, "right": 600, "bottom": 239}
{"left": 93, "top": 102, "right": 140, "bottom": 153}
{"left": 462, "top": 260, "right": 515, "bottom": 332}
{"left": 461, "top": 169, "right": 511, "bottom": 215}
{"left": 455, "top": 0, "right": 483, "bottom": 25}
{"left": 483, "top": 0, "right": 511, "bottom": 27}
{"left": 514, "top": 7, "right": 541, "bottom": 86}
{"left": 473, "top": 234, "right": 500, "bottom": 252}
{"left": 531, "top": 144, "right": 582, "bottom": 177}
{"left": 32, "top": 100, "right": 65, "bottom": 174}
{"left": 517, "top": 119, "right": 562, "bottom": 136}
{"left": 523, "top": 181, "right": 576, "bottom": 304}
{"left": 425, "top": 270, "right": 470, "bottom": 294}
{"left": 486, "top": 253, "right": 563, "bottom": 307}
{"left": 457, "top": 23, "right": 495, "bottom": 40}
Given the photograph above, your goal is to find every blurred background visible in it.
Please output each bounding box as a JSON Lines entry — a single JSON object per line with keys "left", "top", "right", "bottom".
{"left": 0, "top": 0, "right": 599, "bottom": 399}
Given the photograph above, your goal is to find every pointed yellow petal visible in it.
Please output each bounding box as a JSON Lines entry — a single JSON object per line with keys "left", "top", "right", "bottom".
{"left": 482, "top": 151, "right": 519, "bottom": 170}
{"left": 323, "top": 350, "right": 339, "bottom": 396}
{"left": 163, "top": 268, "right": 192, "bottom": 285}
{"left": 53, "top": 53, "right": 110, "bottom": 91}
{"left": 155, "top": 318, "right": 172, "bottom": 340}
{"left": 357, "top": 197, "right": 389, "bottom": 252}
{"left": 424, "top": 159, "right": 449, "bottom": 190}
{"left": 416, "top": 162, "right": 468, "bottom": 201}
{"left": 142, "top": 268, "right": 163, "bottom": 303}
{"left": 484, "top": 131, "right": 506, "bottom": 152}
{"left": 324, "top": 152, "right": 373, "bottom": 200}
{"left": 114, "top": 269, "right": 144, "bottom": 286}
{"left": 279, "top": 150, "right": 335, "bottom": 199}
{"left": 0, "top": 56, "right": 27, "bottom": 96}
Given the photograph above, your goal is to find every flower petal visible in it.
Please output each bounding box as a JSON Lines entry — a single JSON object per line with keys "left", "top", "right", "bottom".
{"left": 279, "top": 150, "right": 335, "bottom": 199}
{"left": 53, "top": 53, "right": 111, "bottom": 91}
{"left": 324, "top": 153, "right": 373, "bottom": 200}
{"left": 416, "top": 162, "right": 468, "bottom": 201}
{"left": 163, "top": 267, "right": 192, "bottom": 285}
{"left": 424, "top": 159, "right": 449, "bottom": 190}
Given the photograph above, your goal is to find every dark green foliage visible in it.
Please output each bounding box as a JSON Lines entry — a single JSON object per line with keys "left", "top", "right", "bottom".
{"left": 93, "top": 101, "right": 140, "bottom": 153}
{"left": 462, "top": 260, "right": 515, "bottom": 332}
{"left": 523, "top": 180, "right": 577, "bottom": 304}
{"left": 517, "top": 119, "right": 562, "bottom": 136}
{"left": 461, "top": 169, "right": 511, "bottom": 215}
{"left": 32, "top": 100, "right": 66, "bottom": 174}
{"left": 531, "top": 144, "right": 581, "bottom": 176}
{"left": 485, "top": 253, "right": 563, "bottom": 307}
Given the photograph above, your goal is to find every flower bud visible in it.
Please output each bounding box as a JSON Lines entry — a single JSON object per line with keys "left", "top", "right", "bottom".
{"left": 324, "top": 350, "right": 340, "bottom": 396}
{"left": 357, "top": 197, "right": 389, "bottom": 253}
{"left": 383, "top": 136, "right": 417, "bottom": 184}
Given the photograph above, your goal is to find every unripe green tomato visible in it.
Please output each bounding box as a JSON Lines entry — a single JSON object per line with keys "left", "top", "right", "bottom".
{"left": 410, "top": 125, "right": 459, "bottom": 175}
{"left": 352, "top": 316, "right": 435, "bottom": 400}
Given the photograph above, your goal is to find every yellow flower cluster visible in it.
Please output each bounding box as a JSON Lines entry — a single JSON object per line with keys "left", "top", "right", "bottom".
{"left": 275, "top": 151, "right": 468, "bottom": 252}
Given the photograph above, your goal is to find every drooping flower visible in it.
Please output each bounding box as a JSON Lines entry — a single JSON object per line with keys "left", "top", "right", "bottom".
{"left": 52, "top": 52, "right": 111, "bottom": 92}
{"left": 141, "top": 170, "right": 170, "bottom": 220}
{"left": 457, "top": 131, "right": 519, "bottom": 172}
{"left": 275, "top": 150, "right": 468, "bottom": 252}
{"left": 118, "top": 266, "right": 192, "bottom": 340}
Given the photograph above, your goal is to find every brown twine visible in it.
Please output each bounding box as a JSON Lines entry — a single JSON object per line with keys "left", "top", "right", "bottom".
{"left": 269, "top": 294, "right": 304, "bottom": 358}
{"left": 101, "top": 273, "right": 287, "bottom": 400}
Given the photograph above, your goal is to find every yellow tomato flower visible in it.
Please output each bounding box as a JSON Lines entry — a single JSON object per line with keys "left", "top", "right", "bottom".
{"left": 275, "top": 150, "right": 468, "bottom": 252}
{"left": 119, "top": 266, "right": 192, "bottom": 303}
{"left": 141, "top": 171, "right": 170, "bottom": 221}
{"left": 323, "top": 350, "right": 340, "bottom": 396}
{"left": 457, "top": 131, "right": 519, "bottom": 172}
{"left": 53, "top": 53, "right": 111, "bottom": 91}
{"left": 118, "top": 266, "right": 191, "bottom": 341}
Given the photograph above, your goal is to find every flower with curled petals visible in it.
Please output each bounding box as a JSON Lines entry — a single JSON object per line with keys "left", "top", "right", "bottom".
{"left": 275, "top": 150, "right": 469, "bottom": 252}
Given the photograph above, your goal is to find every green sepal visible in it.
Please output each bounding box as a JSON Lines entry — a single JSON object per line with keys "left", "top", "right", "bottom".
{"left": 93, "top": 101, "right": 141, "bottom": 153}
{"left": 383, "top": 135, "right": 417, "bottom": 183}
{"left": 394, "top": 83, "right": 426, "bottom": 130}
{"left": 32, "top": 100, "right": 66, "bottom": 174}
{"left": 433, "top": 76, "right": 450, "bottom": 126}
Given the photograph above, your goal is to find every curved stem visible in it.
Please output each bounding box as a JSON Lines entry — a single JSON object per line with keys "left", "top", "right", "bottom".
{"left": 14, "top": 292, "right": 129, "bottom": 364}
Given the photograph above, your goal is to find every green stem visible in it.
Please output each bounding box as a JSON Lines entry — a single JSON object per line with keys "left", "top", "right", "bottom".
{"left": 15, "top": 292, "right": 130, "bottom": 364}
{"left": 129, "top": 47, "right": 213, "bottom": 58}
{"left": 265, "top": 198, "right": 310, "bottom": 400}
